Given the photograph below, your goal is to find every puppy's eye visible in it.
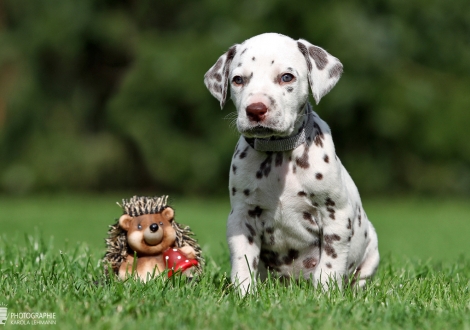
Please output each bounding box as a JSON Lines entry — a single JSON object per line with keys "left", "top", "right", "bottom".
{"left": 232, "top": 76, "right": 244, "bottom": 85}
{"left": 281, "top": 73, "right": 294, "bottom": 83}
{"left": 137, "top": 224, "right": 142, "bottom": 230}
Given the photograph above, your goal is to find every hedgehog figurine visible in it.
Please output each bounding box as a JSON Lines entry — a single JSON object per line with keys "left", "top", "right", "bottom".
{"left": 103, "top": 195, "right": 203, "bottom": 281}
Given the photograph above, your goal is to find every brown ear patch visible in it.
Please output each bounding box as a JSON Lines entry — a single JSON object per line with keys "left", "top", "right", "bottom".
{"left": 308, "top": 46, "right": 328, "bottom": 70}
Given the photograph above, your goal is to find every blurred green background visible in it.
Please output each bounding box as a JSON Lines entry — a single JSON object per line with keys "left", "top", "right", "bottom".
{"left": 0, "top": 1, "right": 469, "bottom": 262}
{"left": 1, "top": 0, "right": 470, "bottom": 196}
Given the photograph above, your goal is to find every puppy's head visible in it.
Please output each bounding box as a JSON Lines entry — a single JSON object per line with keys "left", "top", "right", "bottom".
{"left": 204, "top": 33, "right": 343, "bottom": 138}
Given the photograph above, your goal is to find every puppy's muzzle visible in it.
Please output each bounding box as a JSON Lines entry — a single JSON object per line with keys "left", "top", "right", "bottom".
{"left": 246, "top": 102, "right": 268, "bottom": 122}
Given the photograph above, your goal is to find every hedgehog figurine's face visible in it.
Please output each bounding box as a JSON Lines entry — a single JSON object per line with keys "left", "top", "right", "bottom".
{"left": 119, "top": 207, "right": 177, "bottom": 256}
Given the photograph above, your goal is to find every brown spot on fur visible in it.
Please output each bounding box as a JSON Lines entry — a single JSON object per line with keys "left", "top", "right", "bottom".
{"left": 325, "top": 197, "right": 335, "bottom": 206}
{"left": 316, "top": 173, "right": 323, "bottom": 180}
{"left": 347, "top": 218, "right": 352, "bottom": 229}
{"left": 313, "top": 122, "right": 325, "bottom": 147}
{"left": 295, "top": 145, "right": 310, "bottom": 169}
{"left": 297, "top": 42, "right": 313, "bottom": 73}
{"left": 324, "top": 234, "right": 341, "bottom": 243}
{"left": 214, "top": 84, "right": 222, "bottom": 94}
{"left": 303, "top": 212, "right": 316, "bottom": 225}
{"left": 324, "top": 234, "right": 340, "bottom": 258}
{"left": 265, "top": 227, "right": 274, "bottom": 234}
{"left": 303, "top": 257, "right": 317, "bottom": 269}
{"left": 329, "top": 63, "right": 343, "bottom": 78}
{"left": 298, "top": 191, "right": 307, "bottom": 197}
{"left": 308, "top": 46, "right": 328, "bottom": 70}
{"left": 248, "top": 236, "right": 254, "bottom": 244}
{"left": 252, "top": 257, "right": 258, "bottom": 269}
{"left": 326, "top": 262, "right": 332, "bottom": 268}
{"left": 323, "top": 154, "right": 329, "bottom": 163}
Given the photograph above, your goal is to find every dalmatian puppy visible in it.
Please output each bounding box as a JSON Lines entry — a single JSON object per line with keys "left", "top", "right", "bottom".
{"left": 204, "top": 33, "right": 379, "bottom": 294}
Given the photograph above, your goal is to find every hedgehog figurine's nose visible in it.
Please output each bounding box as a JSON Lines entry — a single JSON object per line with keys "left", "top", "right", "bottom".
{"left": 149, "top": 223, "right": 159, "bottom": 233}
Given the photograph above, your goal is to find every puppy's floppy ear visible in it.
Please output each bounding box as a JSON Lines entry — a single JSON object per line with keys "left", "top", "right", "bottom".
{"left": 297, "top": 39, "right": 343, "bottom": 105}
{"left": 204, "top": 45, "right": 238, "bottom": 109}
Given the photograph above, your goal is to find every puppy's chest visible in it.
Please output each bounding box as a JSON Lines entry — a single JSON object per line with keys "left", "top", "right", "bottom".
{"left": 230, "top": 139, "right": 334, "bottom": 245}
{"left": 230, "top": 138, "right": 335, "bottom": 204}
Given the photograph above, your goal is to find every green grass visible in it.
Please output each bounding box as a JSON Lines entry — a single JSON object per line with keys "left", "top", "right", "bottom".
{"left": 1, "top": 194, "right": 469, "bottom": 329}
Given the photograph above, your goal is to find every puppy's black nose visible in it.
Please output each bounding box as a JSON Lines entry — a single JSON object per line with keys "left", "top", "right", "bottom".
{"left": 246, "top": 102, "right": 268, "bottom": 122}
{"left": 149, "top": 223, "right": 159, "bottom": 233}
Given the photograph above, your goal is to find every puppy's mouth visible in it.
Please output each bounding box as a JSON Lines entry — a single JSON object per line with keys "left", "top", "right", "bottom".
{"left": 240, "top": 125, "right": 284, "bottom": 138}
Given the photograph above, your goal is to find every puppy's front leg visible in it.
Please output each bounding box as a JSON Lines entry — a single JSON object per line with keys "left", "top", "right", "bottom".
{"left": 314, "top": 204, "right": 353, "bottom": 290}
{"left": 227, "top": 211, "right": 261, "bottom": 295}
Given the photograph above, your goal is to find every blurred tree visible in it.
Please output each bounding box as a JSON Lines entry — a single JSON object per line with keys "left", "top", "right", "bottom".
{"left": 0, "top": 0, "right": 469, "bottom": 196}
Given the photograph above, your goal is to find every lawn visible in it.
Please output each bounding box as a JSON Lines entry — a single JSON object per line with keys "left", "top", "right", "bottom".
{"left": 0, "top": 194, "right": 469, "bottom": 329}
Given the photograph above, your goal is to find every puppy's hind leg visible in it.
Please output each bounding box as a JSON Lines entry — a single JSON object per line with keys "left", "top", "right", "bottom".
{"left": 355, "top": 225, "right": 380, "bottom": 288}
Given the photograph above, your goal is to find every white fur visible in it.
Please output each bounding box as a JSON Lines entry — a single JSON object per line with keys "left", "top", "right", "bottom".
{"left": 205, "top": 33, "right": 379, "bottom": 294}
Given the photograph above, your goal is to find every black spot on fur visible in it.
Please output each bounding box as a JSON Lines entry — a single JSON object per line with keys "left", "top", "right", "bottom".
{"left": 248, "top": 206, "right": 263, "bottom": 218}
{"left": 275, "top": 152, "right": 283, "bottom": 167}
{"left": 243, "top": 189, "right": 250, "bottom": 196}
{"left": 283, "top": 249, "right": 299, "bottom": 265}
{"left": 325, "top": 197, "right": 335, "bottom": 206}
{"left": 248, "top": 236, "right": 254, "bottom": 244}
{"left": 245, "top": 223, "right": 256, "bottom": 237}
{"left": 256, "top": 152, "right": 273, "bottom": 179}
{"left": 231, "top": 187, "right": 236, "bottom": 196}
{"left": 286, "top": 87, "right": 293, "bottom": 93}
{"left": 239, "top": 146, "right": 249, "bottom": 159}
{"left": 232, "top": 165, "right": 237, "bottom": 174}
{"left": 252, "top": 56, "right": 256, "bottom": 61}
{"left": 260, "top": 249, "right": 281, "bottom": 271}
